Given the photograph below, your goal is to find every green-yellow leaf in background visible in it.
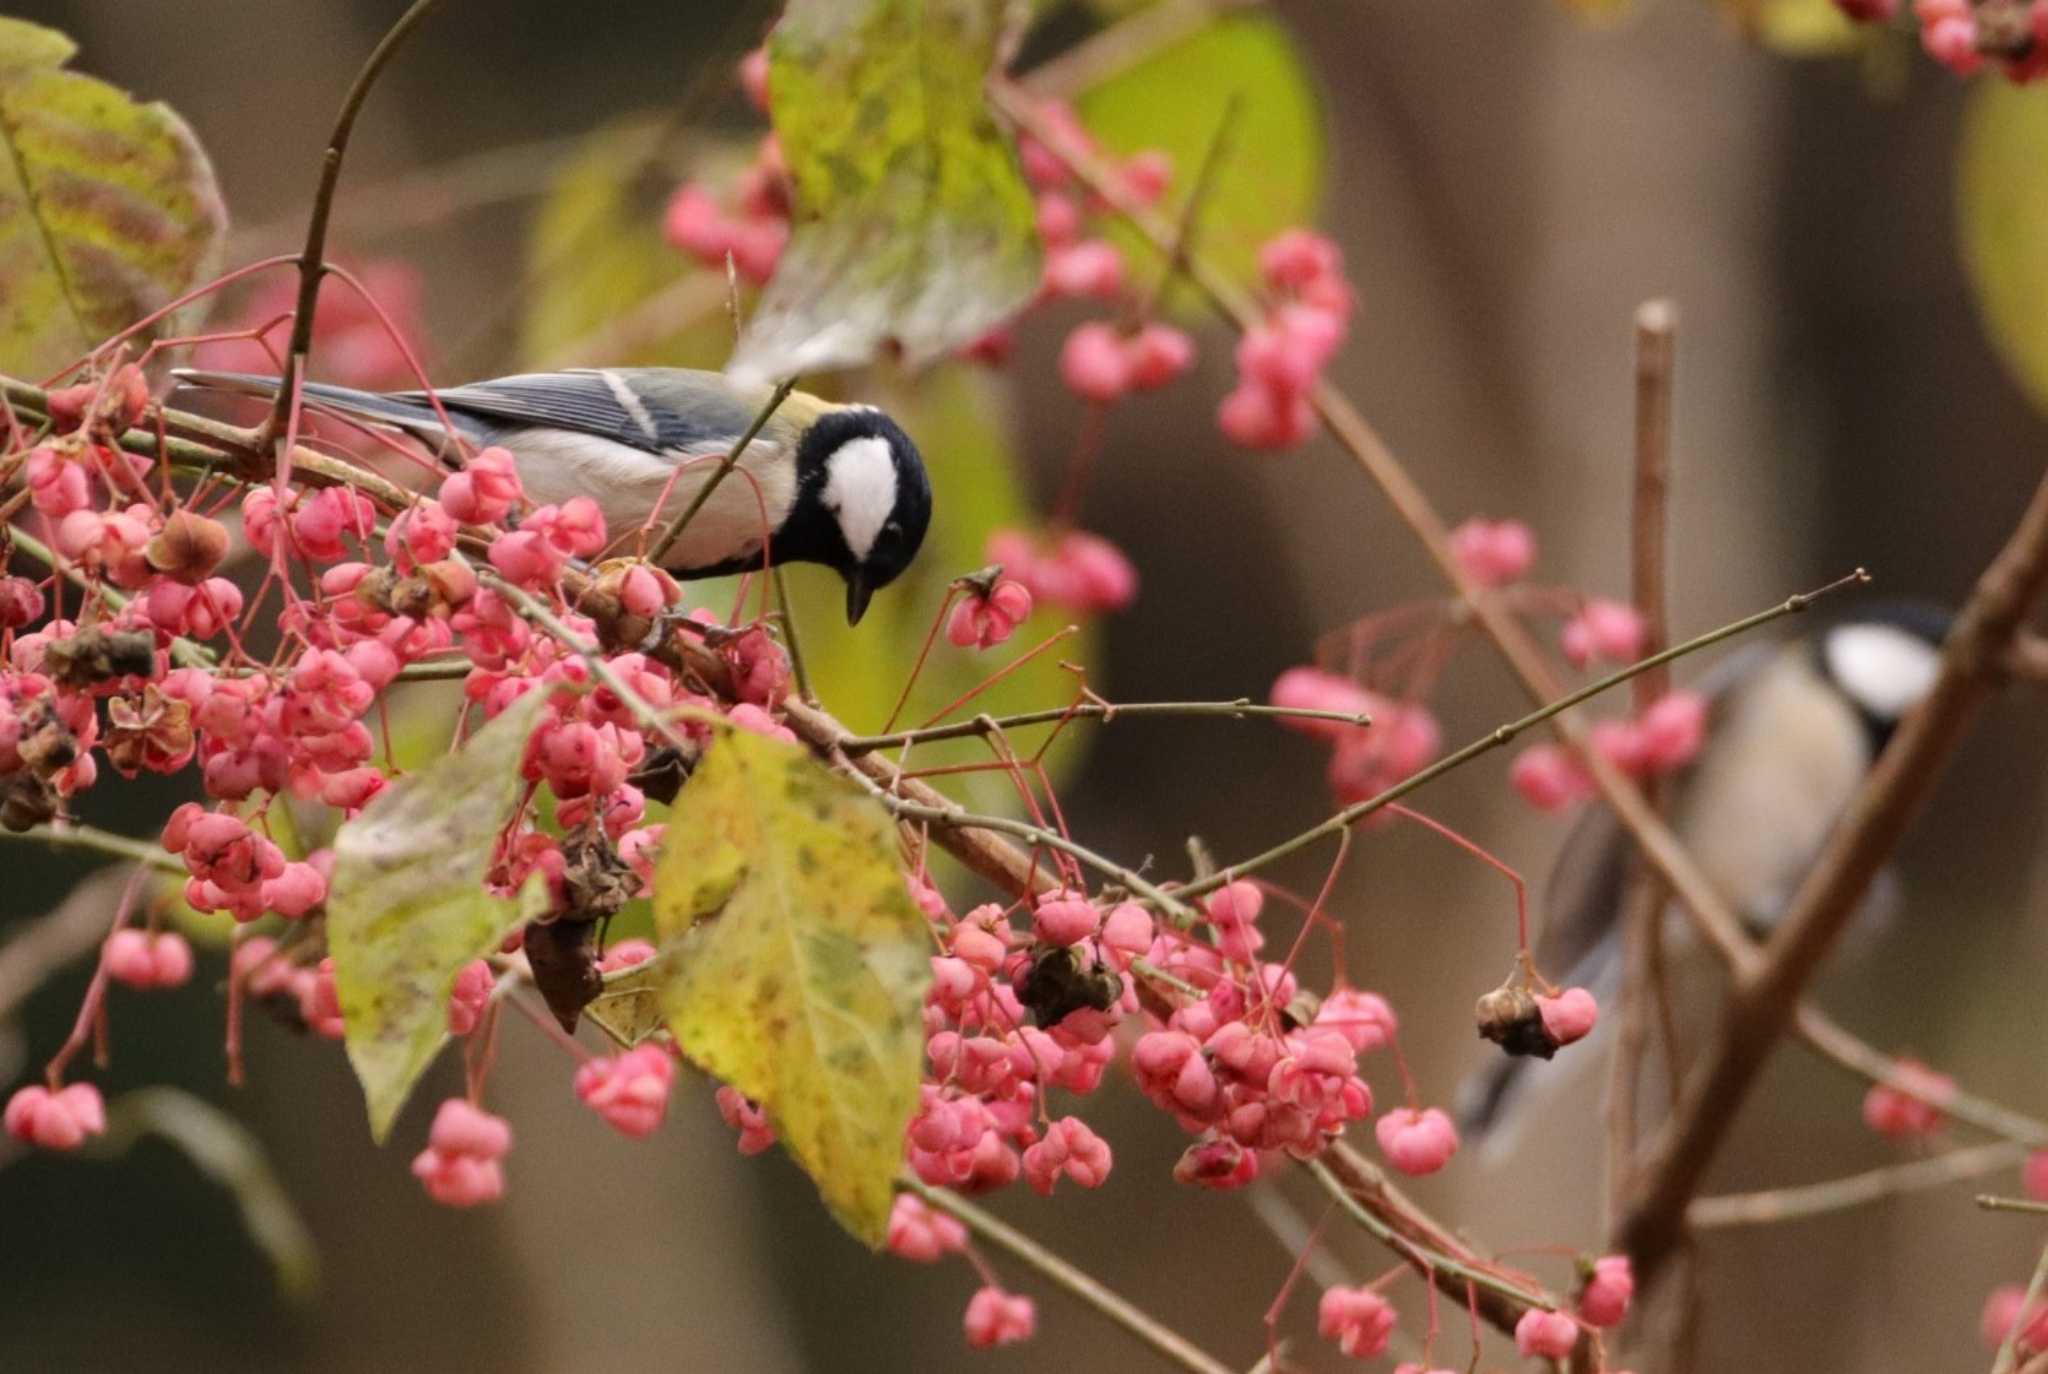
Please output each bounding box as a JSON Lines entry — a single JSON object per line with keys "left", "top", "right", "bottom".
{"left": 0, "top": 19, "right": 226, "bottom": 377}
{"left": 767, "top": 365, "right": 1096, "bottom": 815}
{"left": 728, "top": 0, "right": 1041, "bottom": 383}
{"left": 652, "top": 727, "right": 931, "bottom": 1246}
{"left": 519, "top": 118, "right": 740, "bottom": 371}
{"left": 1741, "top": 0, "right": 1861, "bottom": 55}
{"left": 1074, "top": 12, "right": 1322, "bottom": 293}
{"left": 1960, "top": 82, "right": 2048, "bottom": 416}
{"left": 326, "top": 691, "right": 549, "bottom": 1142}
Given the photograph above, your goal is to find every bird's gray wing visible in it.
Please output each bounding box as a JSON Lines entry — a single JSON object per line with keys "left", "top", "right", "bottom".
{"left": 397, "top": 369, "right": 760, "bottom": 455}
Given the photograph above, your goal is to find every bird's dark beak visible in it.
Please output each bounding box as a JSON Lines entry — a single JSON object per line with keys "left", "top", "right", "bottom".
{"left": 844, "top": 570, "right": 873, "bottom": 625}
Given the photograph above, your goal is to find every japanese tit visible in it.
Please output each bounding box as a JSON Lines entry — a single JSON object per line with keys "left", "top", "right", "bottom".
{"left": 1455, "top": 601, "right": 1951, "bottom": 1143}
{"left": 172, "top": 367, "right": 933, "bottom": 624}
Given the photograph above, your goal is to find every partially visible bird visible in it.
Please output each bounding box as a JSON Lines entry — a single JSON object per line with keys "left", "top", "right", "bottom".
{"left": 172, "top": 367, "right": 933, "bottom": 624}
{"left": 1456, "top": 601, "right": 1951, "bottom": 1143}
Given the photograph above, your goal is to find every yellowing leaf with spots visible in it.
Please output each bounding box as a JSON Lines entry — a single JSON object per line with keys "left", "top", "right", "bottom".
{"left": 327, "top": 692, "right": 549, "bottom": 1142}
{"left": 728, "top": 0, "right": 1040, "bottom": 382}
{"left": 0, "top": 19, "right": 226, "bottom": 376}
{"left": 652, "top": 727, "right": 930, "bottom": 1246}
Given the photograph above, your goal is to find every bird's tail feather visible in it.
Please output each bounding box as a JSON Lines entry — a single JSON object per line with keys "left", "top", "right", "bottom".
{"left": 170, "top": 369, "right": 475, "bottom": 440}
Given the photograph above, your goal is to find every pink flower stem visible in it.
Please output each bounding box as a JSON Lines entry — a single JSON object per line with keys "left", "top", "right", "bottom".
{"left": 45, "top": 865, "right": 149, "bottom": 1088}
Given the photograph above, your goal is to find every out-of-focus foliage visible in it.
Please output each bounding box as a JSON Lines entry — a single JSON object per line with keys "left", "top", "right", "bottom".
{"left": 1959, "top": 83, "right": 2048, "bottom": 415}
{"left": 775, "top": 365, "right": 1094, "bottom": 811}
{"left": 1075, "top": 12, "right": 1322, "bottom": 290}
{"left": 1743, "top": 0, "right": 1862, "bottom": 55}
{"left": 729, "top": 0, "right": 1042, "bottom": 382}
{"left": 651, "top": 728, "right": 931, "bottom": 1247}
{"left": 94, "top": 1088, "right": 319, "bottom": 1300}
{"left": 0, "top": 19, "right": 226, "bottom": 377}
{"left": 519, "top": 118, "right": 736, "bottom": 371}
{"left": 326, "top": 692, "right": 549, "bottom": 1142}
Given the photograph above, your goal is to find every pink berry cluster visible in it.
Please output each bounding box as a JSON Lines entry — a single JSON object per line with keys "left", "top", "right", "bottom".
{"left": 984, "top": 527, "right": 1138, "bottom": 616}
{"left": 1218, "top": 229, "right": 1354, "bottom": 450}
{"left": 1267, "top": 666, "right": 1442, "bottom": 808}
{"left": 1833, "top": 0, "right": 2048, "bottom": 81}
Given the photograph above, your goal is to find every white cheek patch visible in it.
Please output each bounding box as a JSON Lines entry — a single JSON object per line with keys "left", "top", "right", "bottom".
{"left": 822, "top": 436, "right": 898, "bottom": 561}
{"left": 1826, "top": 624, "right": 1941, "bottom": 722}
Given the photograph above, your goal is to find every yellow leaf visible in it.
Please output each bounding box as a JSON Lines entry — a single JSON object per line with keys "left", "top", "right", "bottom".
{"left": 1960, "top": 82, "right": 2048, "bottom": 415}
{"left": 652, "top": 727, "right": 931, "bottom": 1246}
{"left": 0, "top": 18, "right": 226, "bottom": 376}
{"left": 583, "top": 954, "right": 673, "bottom": 1049}
{"left": 327, "top": 692, "right": 549, "bottom": 1142}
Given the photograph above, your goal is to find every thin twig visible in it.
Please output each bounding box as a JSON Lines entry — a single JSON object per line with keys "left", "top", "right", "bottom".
{"left": 1982, "top": 1197, "right": 2048, "bottom": 1218}
{"left": 267, "top": 0, "right": 445, "bottom": 444}
{"left": 904, "top": 1177, "right": 1239, "bottom": 1374}
{"left": 1, "top": 824, "right": 182, "bottom": 873}
{"left": 1794, "top": 1007, "right": 2048, "bottom": 1147}
{"left": 1689, "top": 1142, "right": 2029, "bottom": 1229}
{"left": 840, "top": 699, "right": 1370, "bottom": 753}
{"left": 1620, "top": 466, "right": 2048, "bottom": 1288}
{"left": 645, "top": 378, "right": 798, "bottom": 568}
{"left": 771, "top": 564, "right": 817, "bottom": 706}
{"left": 1173, "top": 573, "right": 1866, "bottom": 905}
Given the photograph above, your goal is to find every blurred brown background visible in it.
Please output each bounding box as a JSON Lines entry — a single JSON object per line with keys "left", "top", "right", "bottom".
{"left": 3, "top": 2, "right": 2045, "bottom": 1370}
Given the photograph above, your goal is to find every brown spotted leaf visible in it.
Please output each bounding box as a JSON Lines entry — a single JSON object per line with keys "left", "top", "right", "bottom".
{"left": 0, "top": 18, "right": 227, "bottom": 376}
{"left": 326, "top": 692, "right": 548, "bottom": 1142}
{"left": 651, "top": 727, "right": 930, "bottom": 1246}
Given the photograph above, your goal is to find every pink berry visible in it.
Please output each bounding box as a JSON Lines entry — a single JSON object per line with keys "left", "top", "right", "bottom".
{"left": 1035, "top": 192, "right": 1082, "bottom": 246}
{"left": 1510, "top": 743, "right": 1593, "bottom": 811}
{"left": 1638, "top": 690, "right": 1708, "bottom": 773}
{"left": 1268, "top": 666, "right": 1374, "bottom": 740}
{"left": 2026, "top": 1149, "right": 2048, "bottom": 1202}
{"left": 1033, "top": 890, "right": 1100, "bottom": 947}
{"left": 885, "top": 1194, "right": 967, "bottom": 1263}
{"left": 1217, "top": 381, "right": 1314, "bottom": 450}
{"left": 1315, "top": 988, "right": 1398, "bottom": 1053}
{"left": 448, "top": 959, "right": 494, "bottom": 1036}
{"left": 1374, "top": 1106, "right": 1459, "bottom": 1176}
{"left": 1260, "top": 228, "right": 1342, "bottom": 292}
{"left": 1577, "top": 1255, "right": 1635, "bottom": 1327}
{"left": 1098, "top": 902, "right": 1154, "bottom": 966}
{"left": 1981, "top": 1284, "right": 2048, "bottom": 1350}
{"left": 1125, "top": 322, "right": 1194, "bottom": 390}
{"left": 1515, "top": 1308, "right": 1580, "bottom": 1359}
{"left": 1537, "top": 987, "right": 1600, "bottom": 1047}
{"left": 1022, "top": 1116, "right": 1113, "bottom": 1194}
{"left": 715, "top": 1084, "right": 776, "bottom": 1155}
{"left": 737, "top": 46, "right": 770, "bottom": 110}
{"left": 574, "top": 1045, "right": 677, "bottom": 1140}
{"left": 3, "top": 1082, "right": 106, "bottom": 1151}
{"left": 1448, "top": 517, "right": 1537, "bottom": 588}
{"left": 1833, "top": 0, "right": 1898, "bottom": 18}
{"left": 963, "top": 1286, "right": 1035, "bottom": 1349}
{"left": 946, "top": 579, "right": 1034, "bottom": 650}
{"left": 1861, "top": 1059, "right": 1953, "bottom": 1139}
{"left": 1058, "top": 321, "right": 1133, "bottom": 402}
{"left": 1922, "top": 14, "right": 1983, "bottom": 73}
{"left": 1121, "top": 148, "right": 1173, "bottom": 204}
{"left": 663, "top": 183, "right": 732, "bottom": 261}
{"left": 1043, "top": 239, "right": 1124, "bottom": 299}
{"left": 1316, "top": 1285, "right": 1396, "bottom": 1359}
{"left": 1561, "top": 598, "right": 1648, "bottom": 668}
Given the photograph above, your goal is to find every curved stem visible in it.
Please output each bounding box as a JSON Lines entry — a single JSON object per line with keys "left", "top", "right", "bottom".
{"left": 903, "top": 1177, "right": 1238, "bottom": 1374}
{"left": 839, "top": 699, "right": 1372, "bottom": 754}
{"left": 267, "top": 0, "right": 446, "bottom": 443}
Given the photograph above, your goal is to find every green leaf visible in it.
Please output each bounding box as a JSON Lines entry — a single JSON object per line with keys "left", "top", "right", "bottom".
{"left": 1960, "top": 83, "right": 2048, "bottom": 415}
{"left": 326, "top": 691, "right": 550, "bottom": 1142}
{"left": 1746, "top": 0, "right": 1861, "bottom": 55}
{"left": 728, "top": 0, "right": 1041, "bottom": 382}
{"left": 94, "top": 1088, "right": 319, "bottom": 1302}
{"left": 651, "top": 727, "right": 931, "bottom": 1246}
{"left": 1075, "top": 12, "right": 1322, "bottom": 292}
{"left": 0, "top": 18, "right": 227, "bottom": 377}
{"left": 769, "top": 365, "right": 1095, "bottom": 814}
{"left": 519, "top": 119, "right": 739, "bottom": 370}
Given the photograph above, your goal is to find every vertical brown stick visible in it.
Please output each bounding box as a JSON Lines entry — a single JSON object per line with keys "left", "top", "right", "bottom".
{"left": 1606, "top": 300, "right": 1678, "bottom": 1223}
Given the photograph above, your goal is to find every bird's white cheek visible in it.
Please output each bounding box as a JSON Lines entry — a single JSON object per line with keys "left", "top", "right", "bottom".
{"left": 822, "top": 436, "right": 898, "bottom": 561}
